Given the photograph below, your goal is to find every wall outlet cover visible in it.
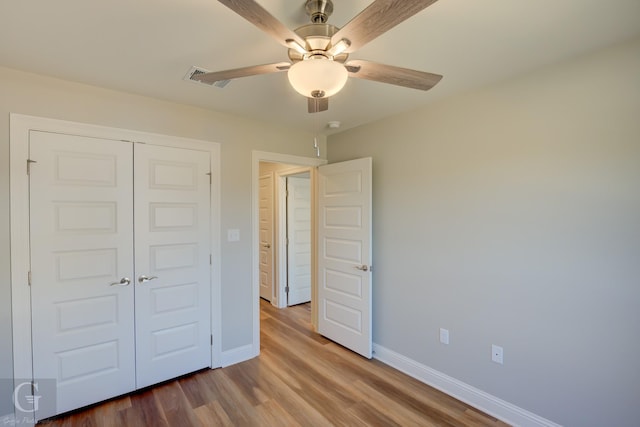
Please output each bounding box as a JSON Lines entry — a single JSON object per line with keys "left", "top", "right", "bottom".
{"left": 491, "top": 344, "right": 504, "bottom": 364}
{"left": 439, "top": 328, "right": 449, "bottom": 345}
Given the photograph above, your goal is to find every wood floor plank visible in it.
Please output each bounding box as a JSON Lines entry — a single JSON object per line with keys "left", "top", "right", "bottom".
{"left": 255, "top": 399, "right": 303, "bottom": 427}
{"left": 152, "top": 380, "right": 201, "bottom": 426}
{"left": 89, "top": 398, "right": 131, "bottom": 427}
{"left": 39, "top": 299, "right": 510, "bottom": 427}
{"left": 224, "top": 353, "right": 334, "bottom": 426}
{"left": 352, "top": 378, "right": 456, "bottom": 427}
{"left": 346, "top": 400, "right": 410, "bottom": 427}
{"left": 197, "top": 368, "right": 261, "bottom": 425}
{"left": 258, "top": 351, "right": 369, "bottom": 426}
{"left": 260, "top": 331, "right": 365, "bottom": 404}
{"left": 116, "top": 389, "right": 168, "bottom": 427}
{"left": 261, "top": 298, "right": 331, "bottom": 345}
{"left": 193, "top": 400, "right": 233, "bottom": 426}
{"left": 177, "top": 370, "right": 210, "bottom": 409}
{"left": 257, "top": 340, "right": 369, "bottom": 420}
{"left": 260, "top": 318, "right": 365, "bottom": 388}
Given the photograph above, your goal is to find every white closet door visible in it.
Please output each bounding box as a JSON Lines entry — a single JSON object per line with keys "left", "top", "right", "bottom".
{"left": 30, "top": 132, "right": 136, "bottom": 420}
{"left": 134, "top": 144, "right": 212, "bottom": 388}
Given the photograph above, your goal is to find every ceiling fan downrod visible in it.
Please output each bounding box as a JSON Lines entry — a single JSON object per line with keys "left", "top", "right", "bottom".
{"left": 305, "top": 0, "right": 333, "bottom": 24}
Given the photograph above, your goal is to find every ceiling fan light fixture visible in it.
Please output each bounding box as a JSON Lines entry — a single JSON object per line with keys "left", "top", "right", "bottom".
{"left": 285, "top": 38, "right": 308, "bottom": 55}
{"left": 327, "top": 38, "right": 351, "bottom": 56}
{"left": 288, "top": 57, "right": 348, "bottom": 98}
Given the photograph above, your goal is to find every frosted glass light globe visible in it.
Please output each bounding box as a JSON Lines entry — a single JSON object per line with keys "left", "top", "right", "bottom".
{"left": 288, "top": 58, "right": 348, "bottom": 98}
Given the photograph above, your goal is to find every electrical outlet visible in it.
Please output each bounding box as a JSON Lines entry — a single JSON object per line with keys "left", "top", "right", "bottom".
{"left": 439, "top": 328, "right": 449, "bottom": 345}
{"left": 492, "top": 344, "right": 504, "bottom": 364}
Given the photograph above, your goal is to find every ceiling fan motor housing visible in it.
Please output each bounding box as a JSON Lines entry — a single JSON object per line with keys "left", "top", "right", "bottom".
{"left": 287, "top": 23, "right": 349, "bottom": 63}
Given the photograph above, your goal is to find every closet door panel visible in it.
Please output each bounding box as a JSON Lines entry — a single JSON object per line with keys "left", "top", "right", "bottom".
{"left": 133, "top": 144, "right": 212, "bottom": 388}
{"left": 29, "top": 132, "right": 136, "bottom": 420}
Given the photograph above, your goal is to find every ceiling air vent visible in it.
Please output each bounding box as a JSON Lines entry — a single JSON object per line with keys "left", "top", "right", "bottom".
{"left": 183, "top": 66, "right": 230, "bottom": 88}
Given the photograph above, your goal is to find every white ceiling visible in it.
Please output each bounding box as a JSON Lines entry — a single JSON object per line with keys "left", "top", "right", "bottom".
{"left": 1, "top": 0, "right": 639, "bottom": 134}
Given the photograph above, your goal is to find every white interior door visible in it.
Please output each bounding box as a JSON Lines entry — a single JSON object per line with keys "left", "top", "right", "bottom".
{"left": 287, "top": 175, "right": 311, "bottom": 306}
{"left": 134, "top": 144, "right": 212, "bottom": 388}
{"left": 259, "top": 173, "right": 274, "bottom": 301}
{"left": 30, "top": 131, "right": 136, "bottom": 420}
{"left": 317, "top": 158, "right": 372, "bottom": 358}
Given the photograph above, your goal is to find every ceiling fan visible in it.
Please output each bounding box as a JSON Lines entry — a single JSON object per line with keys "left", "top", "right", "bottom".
{"left": 193, "top": 0, "right": 443, "bottom": 113}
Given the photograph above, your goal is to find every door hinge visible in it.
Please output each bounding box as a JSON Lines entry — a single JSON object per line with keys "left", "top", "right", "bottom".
{"left": 209, "top": 254, "right": 212, "bottom": 265}
{"left": 285, "top": 286, "right": 290, "bottom": 294}
{"left": 31, "top": 381, "right": 36, "bottom": 396}
{"left": 210, "top": 334, "right": 213, "bottom": 346}
{"left": 26, "top": 159, "right": 37, "bottom": 175}
{"left": 28, "top": 271, "right": 32, "bottom": 286}
{"left": 206, "top": 172, "right": 212, "bottom": 184}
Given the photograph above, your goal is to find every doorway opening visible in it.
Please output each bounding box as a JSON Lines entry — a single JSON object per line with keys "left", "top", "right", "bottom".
{"left": 259, "top": 162, "right": 311, "bottom": 308}
{"left": 251, "top": 151, "right": 327, "bottom": 357}
{"left": 252, "top": 151, "right": 373, "bottom": 359}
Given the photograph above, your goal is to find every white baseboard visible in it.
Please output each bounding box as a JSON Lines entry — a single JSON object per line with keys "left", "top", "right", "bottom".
{"left": 372, "top": 344, "right": 561, "bottom": 427}
{"left": 220, "top": 344, "right": 256, "bottom": 368}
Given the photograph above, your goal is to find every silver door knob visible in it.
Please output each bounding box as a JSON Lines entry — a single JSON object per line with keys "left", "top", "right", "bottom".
{"left": 109, "top": 277, "right": 131, "bottom": 286}
{"left": 138, "top": 275, "right": 158, "bottom": 284}
{"left": 262, "top": 243, "right": 271, "bottom": 249}
{"left": 354, "top": 265, "right": 369, "bottom": 272}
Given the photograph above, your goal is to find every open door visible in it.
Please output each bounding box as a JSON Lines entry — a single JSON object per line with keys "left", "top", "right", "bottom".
{"left": 259, "top": 173, "right": 274, "bottom": 301}
{"left": 317, "top": 157, "right": 372, "bottom": 358}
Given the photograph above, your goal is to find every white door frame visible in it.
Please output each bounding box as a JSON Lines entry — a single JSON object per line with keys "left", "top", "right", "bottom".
{"left": 251, "top": 151, "right": 327, "bottom": 357}
{"left": 10, "top": 114, "right": 222, "bottom": 418}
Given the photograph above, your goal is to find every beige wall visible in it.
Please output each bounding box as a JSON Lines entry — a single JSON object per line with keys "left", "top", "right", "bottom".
{"left": 0, "top": 66, "right": 325, "bottom": 416}
{"left": 327, "top": 37, "right": 640, "bottom": 427}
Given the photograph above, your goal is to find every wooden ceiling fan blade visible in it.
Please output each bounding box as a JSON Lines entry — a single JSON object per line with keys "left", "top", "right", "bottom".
{"left": 218, "top": 0, "right": 306, "bottom": 49}
{"left": 331, "top": 0, "right": 438, "bottom": 53}
{"left": 345, "top": 60, "right": 442, "bottom": 91}
{"left": 308, "top": 97, "right": 329, "bottom": 113}
{"left": 191, "top": 62, "right": 291, "bottom": 85}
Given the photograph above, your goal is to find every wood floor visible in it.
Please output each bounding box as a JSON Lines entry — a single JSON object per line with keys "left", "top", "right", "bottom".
{"left": 40, "top": 300, "right": 510, "bottom": 426}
